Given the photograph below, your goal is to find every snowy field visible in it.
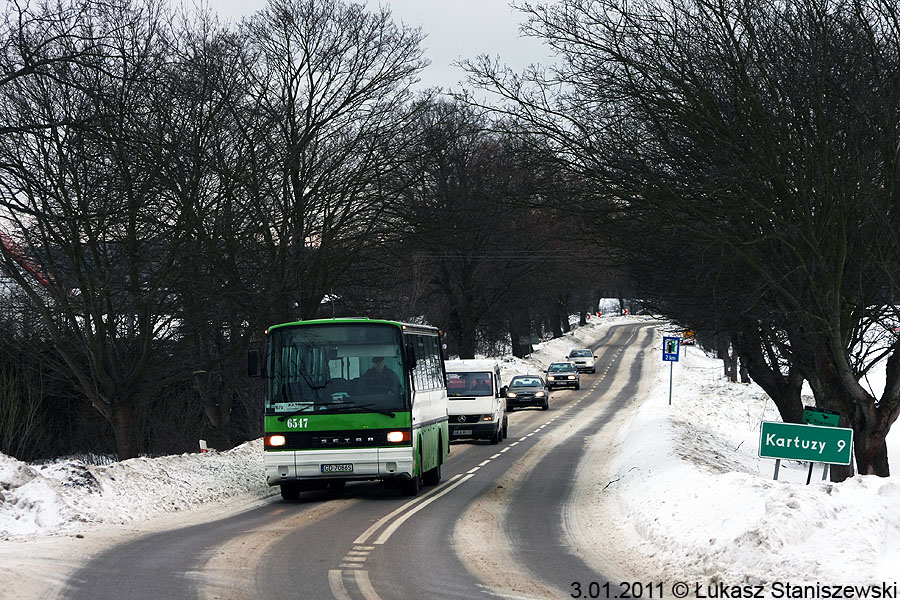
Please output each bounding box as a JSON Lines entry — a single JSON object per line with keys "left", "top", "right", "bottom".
{"left": 1, "top": 316, "right": 898, "bottom": 593}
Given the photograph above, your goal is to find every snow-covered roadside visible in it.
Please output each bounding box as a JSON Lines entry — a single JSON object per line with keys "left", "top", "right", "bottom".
{"left": 584, "top": 329, "right": 900, "bottom": 588}
{"left": 0, "top": 439, "right": 275, "bottom": 540}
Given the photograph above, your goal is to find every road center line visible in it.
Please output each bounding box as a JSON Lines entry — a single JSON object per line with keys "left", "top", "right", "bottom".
{"left": 328, "top": 570, "right": 352, "bottom": 600}
{"left": 354, "top": 569, "right": 382, "bottom": 600}
{"left": 373, "top": 474, "right": 475, "bottom": 544}
{"left": 353, "top": 474, "right": 462, "bottom": 545}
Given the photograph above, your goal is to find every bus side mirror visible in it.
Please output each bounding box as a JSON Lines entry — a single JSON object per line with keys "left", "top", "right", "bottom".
{"left": 248, "top": 348, "right": 262, "bottom": 377}
{"left": 405, "top": 346, "right": 418, "bottom": 370}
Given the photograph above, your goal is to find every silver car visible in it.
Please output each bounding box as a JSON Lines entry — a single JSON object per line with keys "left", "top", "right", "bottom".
{"left": 566, "top": 348, "right": 597, "bottom": 373}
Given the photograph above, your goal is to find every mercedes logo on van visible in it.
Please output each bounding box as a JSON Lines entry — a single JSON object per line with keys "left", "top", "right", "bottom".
{"left": 458, "top": 415, "right": 467, "bottom": 423}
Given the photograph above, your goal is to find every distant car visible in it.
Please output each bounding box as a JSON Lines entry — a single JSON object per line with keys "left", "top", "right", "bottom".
{"left": 545, "top": 362, "right": 580, "bottom": 390}
{"left": 506, "top": 374, "right": 550, "bottom": 411}
{"left": 566, "top": 348, "right": 597, "bottom": 373}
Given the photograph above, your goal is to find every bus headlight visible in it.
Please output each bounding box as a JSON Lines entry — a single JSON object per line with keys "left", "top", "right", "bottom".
{"left": 387, "top": 431, "right": 411, "bottom": 443}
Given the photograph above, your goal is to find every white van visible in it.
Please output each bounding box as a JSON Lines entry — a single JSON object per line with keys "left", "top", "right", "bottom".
{"left": 444, "top": 359, "right": 508, "bottom": 444}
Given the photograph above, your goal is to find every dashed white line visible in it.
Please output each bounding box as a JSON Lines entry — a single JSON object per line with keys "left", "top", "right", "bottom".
{"left": 342, "top": 555, "right": 367, "bottom": 562}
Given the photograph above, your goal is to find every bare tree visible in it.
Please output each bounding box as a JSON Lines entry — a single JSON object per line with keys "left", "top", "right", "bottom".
{"left": 387, "top": 99, "right": 568, "bottom": 358}
{"left": 465, "top": 0, "right": 900, "bottom": 478}
{"left": 0, "top": 0, "right": 193, "bottom": 459}
{"left": 237, "top": 0, "right": 428, "bottom": 324}
{"left": 149, "top": 10, "right": 266, "bottom": 451}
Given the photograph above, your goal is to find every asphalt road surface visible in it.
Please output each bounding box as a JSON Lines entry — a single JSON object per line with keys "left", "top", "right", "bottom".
{"left": 63, "top": 321, "right": 657, "bottom": 600}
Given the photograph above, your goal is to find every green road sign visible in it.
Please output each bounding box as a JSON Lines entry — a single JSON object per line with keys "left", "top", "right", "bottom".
{"left": 759, "top": 421, "right": 853, "bottom": 465}
{"left": 802, "top": 406, "right": 840, "bottom": 427}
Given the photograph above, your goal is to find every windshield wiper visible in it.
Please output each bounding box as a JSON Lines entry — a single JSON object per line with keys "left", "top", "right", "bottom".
{"left": 276, "top": 406, "right": 314, "bottom": 421}
{"left": 318, "top": 403, "right": 396, "bottom": 418}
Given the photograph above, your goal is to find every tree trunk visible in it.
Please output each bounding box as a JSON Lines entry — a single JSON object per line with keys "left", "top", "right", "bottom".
{"left": 112, "top": 401, "right": 139, "bottom": 460}
{"left": 456, "top": 324, "right": 478, "bottom": 359}
{"left": 549, "top": 314, "right": 563, "bottom": 338}
{"left": 508, "top": 324, "right": 533, "bottom": 359}
{"left": 739, "top": 358, "right": 750, "bottom": 384}
{"left": 804, "top": 340, "right": 894, "bottom": 480}
{"left": 716, "top": 336, "right": 737, "bottom": 382}
{"left": 734, "top": 329, "right": 804, "bottom": 424}
{"left": 195, "top": 369, "right": 234, "bottom": 451}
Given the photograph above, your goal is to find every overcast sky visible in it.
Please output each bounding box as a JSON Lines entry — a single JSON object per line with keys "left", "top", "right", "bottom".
{"left": 203, "top": 0, "right": 557, "bottom": 91}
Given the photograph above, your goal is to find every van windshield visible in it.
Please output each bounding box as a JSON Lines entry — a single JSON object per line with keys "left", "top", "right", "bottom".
{"left": 445, "top": 372, "right": 494, "bottom": 397}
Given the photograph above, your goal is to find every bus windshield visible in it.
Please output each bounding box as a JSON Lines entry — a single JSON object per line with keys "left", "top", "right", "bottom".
{"left": 266, "top": 323, "right": 408, "bottom": 414}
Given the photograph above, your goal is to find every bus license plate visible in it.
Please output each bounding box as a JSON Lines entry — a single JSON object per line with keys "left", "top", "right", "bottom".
{"left": 321, "top": 463, "right": 353, "bottom": 473}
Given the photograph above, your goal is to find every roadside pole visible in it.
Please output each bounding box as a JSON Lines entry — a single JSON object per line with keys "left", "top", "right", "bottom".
{"left": 662, "top": 336, "right": 680, "bottom": 405}
{"left": 669, "top": 361, "right": 673, "bottom": 406}
{"left": 802, "top": 406, "right": 841, "bottom": 484}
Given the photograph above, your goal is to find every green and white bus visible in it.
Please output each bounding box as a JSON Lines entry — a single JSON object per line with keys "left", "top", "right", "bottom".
{"left": 248, "top": 318, "right": 450, "bottom": 500}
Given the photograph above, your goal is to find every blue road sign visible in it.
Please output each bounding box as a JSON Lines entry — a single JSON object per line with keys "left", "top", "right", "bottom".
{"left": 662, "top": 336, "right": 680, "bottom": 362}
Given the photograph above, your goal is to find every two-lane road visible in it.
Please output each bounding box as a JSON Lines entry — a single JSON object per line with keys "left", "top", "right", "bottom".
{"left": 63, "top": 321, "right": 658, "bottom": 600}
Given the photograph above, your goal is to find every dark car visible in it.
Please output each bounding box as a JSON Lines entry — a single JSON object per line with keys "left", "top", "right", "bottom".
{"left": 505, "top": 374, "right": 550, "bottom": 411}
{"left": 545, "top": 361, "right": 581, "bottom": 390}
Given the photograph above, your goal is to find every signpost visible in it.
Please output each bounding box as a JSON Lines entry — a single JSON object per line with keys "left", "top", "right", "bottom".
{"left": 662, "top": 336, "right": 680, "bottom": 405}
{"left": 802, "top": 406, "right": 840, "bottom": 427}
{"left": 759, "top": 421, "right": 853, "bottom": 481}
{"left": 801, "top": 406, "right": 842, "bottom": 481}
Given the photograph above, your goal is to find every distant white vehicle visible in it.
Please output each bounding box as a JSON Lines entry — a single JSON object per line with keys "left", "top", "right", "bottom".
{"left": 444, "top": 359, "right": 508, "bottom": 444}
{"left": 566, "top": 348, "right": 597, "bottom": 373}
